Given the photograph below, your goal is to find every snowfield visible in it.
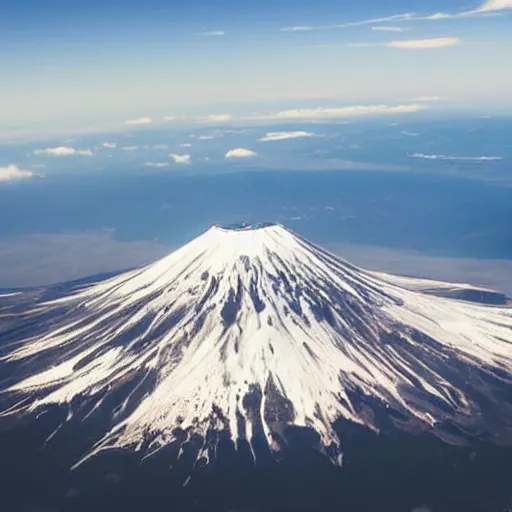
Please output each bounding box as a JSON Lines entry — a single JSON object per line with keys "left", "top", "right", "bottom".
{"left": 1, "top": 223, "right": 512, "bottom": 467}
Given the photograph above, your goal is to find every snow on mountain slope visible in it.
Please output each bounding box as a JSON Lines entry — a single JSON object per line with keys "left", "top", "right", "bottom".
{"left": 369, "top": 270, "right": 495, "bottom": 293}
{"left": 1, "top": 222, "right": 512, "bottom": 467}
{"left": 368, "top": 270, "right": 509, "bottom": 304}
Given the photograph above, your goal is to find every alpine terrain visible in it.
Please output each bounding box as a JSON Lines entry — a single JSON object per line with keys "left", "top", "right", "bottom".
{"left": 1, "top": 222, "right": 512, "bottom": 511}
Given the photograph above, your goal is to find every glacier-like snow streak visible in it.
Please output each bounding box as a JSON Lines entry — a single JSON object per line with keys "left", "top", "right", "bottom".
{"left": 1, "top": 223, "right": 512, "bottom": 466}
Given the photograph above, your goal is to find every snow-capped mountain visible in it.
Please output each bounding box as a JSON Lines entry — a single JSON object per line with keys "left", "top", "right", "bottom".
{"left": 1, "top": 222, "right": 512, "bottom": 468}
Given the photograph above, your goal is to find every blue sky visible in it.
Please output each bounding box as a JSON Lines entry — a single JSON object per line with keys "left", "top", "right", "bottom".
{"left": 1, "top": 0, "right": 512, "bottom": 137}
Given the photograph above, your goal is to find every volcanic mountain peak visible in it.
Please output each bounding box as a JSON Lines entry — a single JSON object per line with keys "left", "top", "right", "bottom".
{"left": 1, "top": 223, "right": 512, "bottom": 468}
{"left": 214, "top": 221, "right": 278, "bottom": 231}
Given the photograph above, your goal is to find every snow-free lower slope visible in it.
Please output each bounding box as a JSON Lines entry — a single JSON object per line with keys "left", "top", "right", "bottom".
{"left": 1, "top": 223, "right": 512, "bottom": 466}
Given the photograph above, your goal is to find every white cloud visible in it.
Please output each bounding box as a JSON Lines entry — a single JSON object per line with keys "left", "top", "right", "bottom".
{"left": 152, "top": 144, "right": 170, "bottom": 150}
{"left": 196, "top": 114, "right": 232, "bottom": 123}
{"left": 0, "top": 164, "right": 36, "bottom": 182}
{"left": 410, "top": 153, "right": 502, "bottom": 161}
{"left": 388, "top": 37, "right": 460, "bottom": 49}
{"left": 101, "top": 142, "right": 117, "bottom": 149}
{"left": 121, "top": 146, "right": 138, "bottom": 151}
{"left": 372, "top": 26, "right": 410, "bottom": 32}
{"left": 163, "top": 116, "right": 178, "bottom": 122}
{"left": 34, "top": 146, "right": 93, "bottom": 156}
{"left": 281, "top": 25, "right": 316, "bottom": 31}
{"left": 180, "top": 143, "right": 192, "bottom": 148}
{"left": 170, "top": 153, "right": 191, "bottom": 164}
{"left": 145, "top": 162, "right": 170, "bottom": 168}
{"left": 473, "top": 0, "right": 512, "bottom": 12}
{"left": 124, "top": 117, "right": 153, "bottom": 126}
{"left": 321, "top": 38, "right": 459, "bottom": 50}
{"left": 259, "top": 131, "right": 315, "bottom": 142}
{"left": 190, "top": 130, "right": 224, "bottom": 140}
{"left": 197, "top": 30, "right": 225, "bottom": 36}
{"left": 225, "top": 148, "right": 257, "bottom": 158}
{"left": 255, "top": 104, "right": 425, "bottom": 121}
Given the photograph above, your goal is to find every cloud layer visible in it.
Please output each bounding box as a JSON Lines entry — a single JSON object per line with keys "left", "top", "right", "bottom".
{"left": 257, "top": 104, "right": 425, "bottom": 120}
{"left": 34, "top": 146, "right": 93, "bottom": 156}
{"left": 0, "top": 164, "right": 36, "bottom": 182}
{"left": 145, "top": 162, "right": 170, "bottom": 168}
{"left": 225, "top": 148, "right": 257, "bottom": 158}
{"left": 259, "top": 131, "right": 315, "bottom": 142}
{"left": 196, "top": 114, "right": 232, "bottom": 123}
{"left": 124, "top": 117, "right": 153, "bottom": 126}
{"left": 169, "top": 153, "right": 191, "bottom": 164}
{"left": 332, "top": 37, "right": 460, "bottom": 50}
{"left": 371, "top": 26, "right": 410, "bottom": 32}
{"left": 475, "top": 0, "right": 512, "bottom": 12}
{"left": 410, "top": 153, "right": 502, "bottom": 161}
{"left": 388, "top": 37, "right": 459, "bottom": 49}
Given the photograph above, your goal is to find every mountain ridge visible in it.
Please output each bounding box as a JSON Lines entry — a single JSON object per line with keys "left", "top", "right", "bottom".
{"left": 1, "top": 222, "right": 512, "bottom": 471}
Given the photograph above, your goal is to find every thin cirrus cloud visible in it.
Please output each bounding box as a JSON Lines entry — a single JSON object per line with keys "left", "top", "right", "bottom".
{"left": 0, "top": 164, "right": 37, "bottom": 182}
{"left": 281, "top": 13, "right": 416, "bottom": 31}
{"left": 169, "top": 153, "right": 191, "bottom": 164}
{"left": 145, "top": 162, "right": 170, "bottom": 168}
{"left": 121, "top": 146, "right": 138, "bottom": 151}
{"left": 196, "top": 114, "right": 232, "bottom": 123}
{"left": 101, "top": 142, "right": 117, "bottom": 149}
{"left": 124, "top": 117, "right": 153, "bottom": 126}
{"left": 33, "top": 146, "right": 93, "bottom": 156}
{"left": 280, "top": 0, "right": 511, "bottom": 32}
{"left": 410, "top": 153, "right": 502, "bottom": 161}
{"left": 259, "top": 131, "right": 315, "bottom": 142}
{"left": 196, "top": 30, "right": 225, "bottom": 36}
{"left": 371, "top": 26, "right": 411, "bottom": 32}
{"left": 281, "top": 25, "right": 315, "bottom": 31}
{"left": 225, "top": 148, "right": 257, "bottom": 158}
{"left": 253, "top": 104, "right": 426, "bottom": 121}
{"left": 388, "top": 37, "right": 460, "bottom": 49}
